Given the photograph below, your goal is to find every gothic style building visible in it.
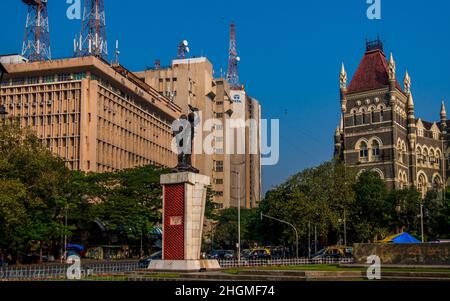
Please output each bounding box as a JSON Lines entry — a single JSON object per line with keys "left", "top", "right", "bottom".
{"left": 334, "top": 39, "right": 448, "bottom": 197}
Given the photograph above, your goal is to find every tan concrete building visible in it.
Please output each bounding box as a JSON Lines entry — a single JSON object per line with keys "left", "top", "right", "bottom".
{"left": 135, "top": 59, "right": 261, "bottom": 208}
{"left": 0, "top": 55, "right": 181, "bottom": 172}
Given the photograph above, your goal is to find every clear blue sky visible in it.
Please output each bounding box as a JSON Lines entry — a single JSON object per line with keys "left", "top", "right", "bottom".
{"left": 2, "top": 0, "right": 450, "bottom": 194}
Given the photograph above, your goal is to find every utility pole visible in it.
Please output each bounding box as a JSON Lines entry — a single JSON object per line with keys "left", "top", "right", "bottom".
{"left": 308, "top": 221, "right": 311, "bottom": 258}
{"left": 344, "top": 208, "right": 347, "bottom": 246}
{"left": 314, "top": 225, "right": 317, "bottom": 254}
{"left": 420, "top": 203, "right": 424, "bottom": 243}
{"left": 261, "top": 212, "right": 299, "bottom": 258}
{"left": 231, "top": 171, "right": 241, "bottom": 264}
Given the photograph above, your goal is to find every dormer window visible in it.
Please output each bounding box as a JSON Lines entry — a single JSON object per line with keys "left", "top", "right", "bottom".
{"left": 418, "top": 129, "right": 424, "bottom": 137}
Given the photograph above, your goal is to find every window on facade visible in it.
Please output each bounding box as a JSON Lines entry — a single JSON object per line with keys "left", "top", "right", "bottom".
{"left": 214, "top": 161, "right": 224, "bottom": 172}
{"left": 359, "top": 142, "right": 368, "bottom": 161}
{"left": 418, "top": 175, "right": 427, "bottom": 197}
{"left": 371, "top": 111, "right": 375, "bottom": 123}
{"left": 372, "top": 140, "right": 380, "bottom": 160}
{"left": 353, "top": 113, "right": 357, "bottom": 126}
{"left": 362, "top": 110, "right": 366, "bottom": 124}
{"left": 433, "top": 177, "right": 441, "bottom": 191}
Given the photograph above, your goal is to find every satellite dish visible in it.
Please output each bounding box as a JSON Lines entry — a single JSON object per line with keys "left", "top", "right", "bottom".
{"left": 185, "top": 47, "right": 190, "bottom": 53}
{"left": 236, "top": 56, "right": 241, "bottom": 62}
{"left": 183, "top": 40, "right": 189, "bottom": 46}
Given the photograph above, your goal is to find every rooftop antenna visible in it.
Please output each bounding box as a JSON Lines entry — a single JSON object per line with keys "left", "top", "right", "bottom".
{"left": 226, "top": 22, "right": 241, "bottom": 89}
{"left": 177, "top": 40, "right": 190, "bottom": 59}
{"left": 114, "top": 40, "right": 120, "bottom": 64}
{"left": 21, "top": 0, "right": 52, "bottom": 61}
{"left": 154, "top": 59, "right": 161, "bottom": 70}
{"left": 77, "top": 0, "right": 108, "bottom": 60}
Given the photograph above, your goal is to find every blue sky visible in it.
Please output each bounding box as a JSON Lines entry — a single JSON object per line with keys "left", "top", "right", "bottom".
{"left": 2, "top": 0, "right": 450, "bottom": 194}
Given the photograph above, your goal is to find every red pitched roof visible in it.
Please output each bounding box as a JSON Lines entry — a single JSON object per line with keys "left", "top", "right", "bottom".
{"left": 347, "top": 49, "right": 403, "bottom": 94}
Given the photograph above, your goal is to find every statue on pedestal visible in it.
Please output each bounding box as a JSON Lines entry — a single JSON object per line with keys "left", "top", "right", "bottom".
{"left": 172, "top": 105, "right": 200, "bottom": 173}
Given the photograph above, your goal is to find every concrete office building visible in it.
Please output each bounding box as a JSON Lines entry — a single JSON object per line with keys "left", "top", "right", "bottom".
{"left": 136, "top": 58, "right": 261, "bottom": 208}
{"left": 0, "top": 55, "right": 181, "bottom": 172}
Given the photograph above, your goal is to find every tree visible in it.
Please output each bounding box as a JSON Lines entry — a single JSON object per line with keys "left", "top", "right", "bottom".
{"left": 0, "top": 124, "right": 71, "bottom": 262}
{"left": 385, "top": 188, "right": 421, "bottom": 236}
{"left": 350, "top": 171, "right": 388, "bottom": 242}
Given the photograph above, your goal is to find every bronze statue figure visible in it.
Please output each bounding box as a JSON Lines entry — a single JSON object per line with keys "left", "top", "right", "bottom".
{"left": 172, "top": 105, "right": 200, "bottom": 173}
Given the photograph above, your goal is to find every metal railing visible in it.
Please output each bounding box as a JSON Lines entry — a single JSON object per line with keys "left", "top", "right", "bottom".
{"left": 0, "top": 261, "right": 140, "bottom": 281}
{"left": 218, "top": 257, "right": 354, "bottom": 268}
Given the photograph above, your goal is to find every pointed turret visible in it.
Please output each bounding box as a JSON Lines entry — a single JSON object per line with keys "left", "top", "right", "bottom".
{"left": 388, "top": 52, "right": 396, "bottom": 80}
{"left": 340, "top": 63, "right": 347, "bottom": 89}
{"left": 440, "top": 100, "right": 447, "bottom": 133}
{"left": 339, "top": 63, "right": 347, "bottom": 113}
{"left": 407, "top": 91, "right": 415, "bottom": 110}
{"left": 404, "top": 70, "right": 411, "bottom": 95}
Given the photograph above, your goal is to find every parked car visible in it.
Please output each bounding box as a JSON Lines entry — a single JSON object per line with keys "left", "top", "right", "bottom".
{"left": 138, "top": 251, "right": 162, "bottom": 268}
{"left": 208, "top": 249, "right": 235, "bottom": 259}
{"left": 243, "top": 248, "right": 271, "bottom": 260}
{"left": 312, "top": 246, "right": 351, "bottom": 259}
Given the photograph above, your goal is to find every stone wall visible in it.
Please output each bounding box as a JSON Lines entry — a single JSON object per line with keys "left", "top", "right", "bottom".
{"left": 353, "top": 243, "right": 450, "bottom": 265}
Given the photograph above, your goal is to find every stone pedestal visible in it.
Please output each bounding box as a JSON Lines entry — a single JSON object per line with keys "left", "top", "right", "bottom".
{"left": 148, "top": 172, "right": 220, "bottom": 271}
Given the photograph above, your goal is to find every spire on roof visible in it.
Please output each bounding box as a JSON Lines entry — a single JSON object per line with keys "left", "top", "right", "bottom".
{"left": 404, "top": 70, "right": 411, "bottom": 94}
{"left": 407, "top": 91, "right": 414, "bottom": 110}
{"left": 441, "top": 100, "right": 447, "bottom": 118}
{"left": 340, "top": 63, "right": 347, "bottom": 89}
{"left": 388, "top": 52, "right": 396, "bottom": 80}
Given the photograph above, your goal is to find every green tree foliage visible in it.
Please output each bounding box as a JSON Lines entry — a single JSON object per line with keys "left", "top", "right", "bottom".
{"left": 91, "top": 165, "right": 165, "bottom": 240}
{"left": 255, "top": 160, "right": 356, "bottom": 249}
{"left": 0, "top": 124, "right": 168, "bottom": 260}
{"left": 0, "top": 124, "right": 70, "bottom": 261}
{"left": 212, "top": 207, "right": 259, "bottom": 249}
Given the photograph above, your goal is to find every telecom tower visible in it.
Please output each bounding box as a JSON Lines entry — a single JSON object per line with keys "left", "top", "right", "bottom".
{"left": 22, "top": 0, "right": 51, "bottom": 62}
{"left": 76, "top": 0, "right": 108, "bottom": 61}
{"left": 226, "top": 22, "right": 241, "bottom": 89}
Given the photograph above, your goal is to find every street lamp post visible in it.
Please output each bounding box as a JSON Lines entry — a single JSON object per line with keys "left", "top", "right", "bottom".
{"left": 420, "top": 203, "right": 424, "bottom": 243}
{"left": 261, "top": 212, "right": 299, "bottom": 258}
{"left": 231, "top": 170, "right": 241, "bottom": 265}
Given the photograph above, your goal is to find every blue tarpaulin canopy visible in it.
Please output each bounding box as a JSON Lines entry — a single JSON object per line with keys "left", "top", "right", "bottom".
{"left": 380, "top": 232, "right": 421, "bottom": 244}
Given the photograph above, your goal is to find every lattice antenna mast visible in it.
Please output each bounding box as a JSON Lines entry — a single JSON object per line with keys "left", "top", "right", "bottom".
{"left": 77, "top": 0, "right": 108, "bottom": 60}
{"left": 22, "top": 0, "right": 51, "bottom": 62}
{"left": 226, "top": 22, "right": 241, "bottom": 89}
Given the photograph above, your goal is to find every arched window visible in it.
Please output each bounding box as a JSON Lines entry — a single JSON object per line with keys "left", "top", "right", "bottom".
{"left": 359, "top": 141, "right": 368, "bottom": 161}
{"left": 371, "top": 111, "right": 375, "bottom": 123}
{"left": 436, "top": 150, "right": 442, "bottom": 168}
{"left": 380, "top": 109, "right": 384, "bottom": 122}
{"left": 399, "top": 172, "right": 405, "bottom": 189}
{"left": 429, "top": 149, "right": 436, "bottom": 165}
{"left": 397, "top": 140, "right": 403, "bottom": 163}
{"left": 416, "top": 146, "right": 423, "bottom": 165}
{"left": 423, "top": 148, "right": 429, "bottom": 166}
{"left": 371, "top": 140, "right": 380, "bottom": 160}
{"left": 418, "top": 174, "right": 427, "bottom": 198}
{"left": 362, "top": 109, "right": 366, "bottom": 124}
{"left": 433, "top": 176, "right": 442, "bottom": 191}
{"left": 352, "top": 110, "right": 357, "bottom": 126}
